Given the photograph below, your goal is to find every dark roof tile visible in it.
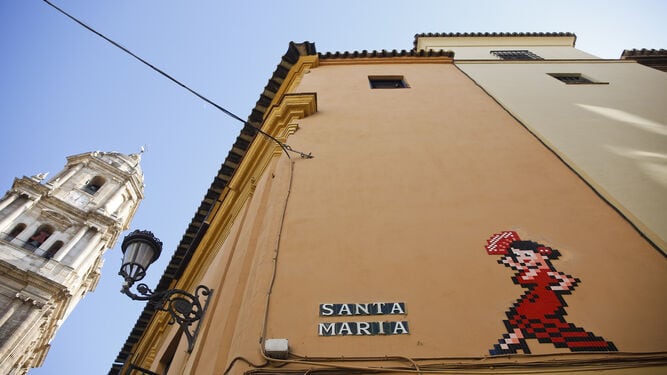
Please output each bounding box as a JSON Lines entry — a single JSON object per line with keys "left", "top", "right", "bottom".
{"left": 621, "top": 48, "right": 667, "bottom": 57}
{"left": 621, "top": 49, "right": 667, "bottom": 72}
{"left": 319, "top": 49, "right": 454, "bottom": 59}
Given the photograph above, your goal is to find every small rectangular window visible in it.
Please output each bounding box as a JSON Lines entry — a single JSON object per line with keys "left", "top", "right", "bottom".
{"left": 491, "top": 50, "right": 542, "bottom": 60}
{"left": 548, "top": 73, "right": 605, "bottom": 85}
{"left": 369, "top": 75, "right": 409, "bottom": 89}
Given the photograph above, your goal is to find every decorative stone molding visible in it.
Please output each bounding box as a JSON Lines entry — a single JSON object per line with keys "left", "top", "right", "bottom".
{"left": 40, "top": 209, "right": 74, "bottom": 231}
{"left": 263, "top": 93, "right": 318, "bottom": 157}
{"left": 15, "top": 292, "right": 45, "bottom": 308}
{"left": 249, "top": 177, "right": 258, "bottom": 196}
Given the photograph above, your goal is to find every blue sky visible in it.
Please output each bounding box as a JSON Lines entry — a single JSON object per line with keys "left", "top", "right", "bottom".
{"left": 1, "top": 1, "right": 665, "bottom": 374}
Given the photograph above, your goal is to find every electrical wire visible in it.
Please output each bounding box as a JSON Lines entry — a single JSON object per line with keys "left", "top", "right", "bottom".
{"left": 244, "top": 352, "right": 667, "bottom": 374}
{"left": 222, "top": 157, "right": 296, "bottom": 375}
{"left": 260, "top": 158, "right": 295, "bottom": 341}
{"left": 44, "top": 2, "right": 664, "bottom": 373}
{"left": 41, "top": 0, "right": 313, "bottom": 159}
{"left": 221, "top": 135, "right": 667, "bottom": 375}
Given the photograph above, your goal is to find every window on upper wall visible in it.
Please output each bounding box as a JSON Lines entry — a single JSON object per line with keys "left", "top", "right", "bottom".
{"left": 44, "top": 241, "right": 63, "bottom": 259}
{"left": 25, "top": 224, "right": 54, "bottom": 250}
{"left": 83, "top": 175, "right": 106, "bottom": 194}
{"left": 6, "top": 223, "right": 26, "bottom": 240}
{"left": 369, "top": 75, "right": 409, "bottom": 89}
{"left": 491, "top": 50, "right": 543, "bottom": 60}
{"left": 548, "top": 73, "right": 607, "bottom": 85}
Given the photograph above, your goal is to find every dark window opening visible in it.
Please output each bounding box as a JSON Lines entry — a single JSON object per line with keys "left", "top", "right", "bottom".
{"left": 548, "top": 73, "right": 603, "bottom": 84}
{"left": 491, "top": 50, "right": 543, "bottom": 60}
{"left": 84, "top": 175, "right": 106, "bottom": 194}
{"left": 369, "top": 75, "right": 409, "bottom": 89}
{"left": 25, "top": 225, "right": 54, "bottom": 250}
{"left": 44, "top": 241, "right": 63, "bottom": 259}
{"left": 6, "top": 223, "right": 27, "bottom": 240}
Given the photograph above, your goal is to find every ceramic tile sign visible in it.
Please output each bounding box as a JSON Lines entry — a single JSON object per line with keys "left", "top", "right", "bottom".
{"left": 318, "top": 302, "right": 409, "bottom": 336}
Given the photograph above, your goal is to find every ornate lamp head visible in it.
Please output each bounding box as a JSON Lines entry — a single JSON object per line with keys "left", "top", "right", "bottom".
{"left": 119, "top": 230, "right": 163, "bottom": 284}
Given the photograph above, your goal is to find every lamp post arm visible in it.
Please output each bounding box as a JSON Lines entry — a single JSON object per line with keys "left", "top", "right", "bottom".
{"left": 121, "top": 280, "right": 213, "bottom": 352}
{"left": 121, "top": 281, "right": 161, "bottom": 301}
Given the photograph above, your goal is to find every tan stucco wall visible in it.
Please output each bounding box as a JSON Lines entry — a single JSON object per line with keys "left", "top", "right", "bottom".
{"left": 456, "top": 60, "right": 667, "bottom": 252}
{"left": 158, "top": 61, "right": 667, "bottom": 374}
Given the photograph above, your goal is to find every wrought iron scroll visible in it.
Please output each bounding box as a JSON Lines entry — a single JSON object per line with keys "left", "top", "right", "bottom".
{"left": 123, "top": 283, "right": 213, "bottom": 352}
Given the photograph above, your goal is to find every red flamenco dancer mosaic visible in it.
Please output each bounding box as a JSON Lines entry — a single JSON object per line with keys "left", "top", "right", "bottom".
{"left": 485, "top": 231, "right": 617, "bottom": 355}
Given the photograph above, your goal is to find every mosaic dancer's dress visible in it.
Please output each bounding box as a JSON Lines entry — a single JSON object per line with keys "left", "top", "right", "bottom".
{"left": 485, "top": 231, "right": 617, "bottom": 355}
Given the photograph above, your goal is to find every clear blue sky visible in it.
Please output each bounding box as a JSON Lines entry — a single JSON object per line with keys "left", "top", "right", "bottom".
{"left": 0, "top": 1, "right": 665, "bottom": 374}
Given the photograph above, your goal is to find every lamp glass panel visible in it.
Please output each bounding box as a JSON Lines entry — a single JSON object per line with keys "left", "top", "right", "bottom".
{"left": 123, "top": 241, "right": 156, "bottom": 270}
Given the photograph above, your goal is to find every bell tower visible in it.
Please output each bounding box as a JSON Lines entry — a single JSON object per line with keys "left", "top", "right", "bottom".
{"left": 0, "top": 151, "right": 144, "bottom": 374}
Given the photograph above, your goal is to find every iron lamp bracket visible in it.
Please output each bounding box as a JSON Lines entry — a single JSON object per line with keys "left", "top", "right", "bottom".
{"left": 122, "top": 281, "right": 212, "bottom": 353}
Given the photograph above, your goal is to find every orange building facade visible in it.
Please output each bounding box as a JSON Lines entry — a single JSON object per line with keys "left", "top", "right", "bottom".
{"left": 111, "top": 34, "right": 667, "bottom": 374}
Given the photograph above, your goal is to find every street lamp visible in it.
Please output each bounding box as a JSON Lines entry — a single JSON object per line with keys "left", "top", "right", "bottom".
{"left": 119, "top": 230, "right": 212, "bottom": 353}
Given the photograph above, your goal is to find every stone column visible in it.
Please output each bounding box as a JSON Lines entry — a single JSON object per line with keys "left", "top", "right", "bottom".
{"left": 0, "top": 192, "right": 19, "bottom": 212}
{"left": 69, "top": 231, "right": 103, "bottom": 270}
{"left": 102, "top": 186, "right": 126, "bottom": 214}
{"left": 52, "top": 226, "right": 88, "bottom": 262}
{"left": 0, "top": 300, "right": 20, "bottom": 328}
{"left": 48, "top": 163, "right": 84, "bottom": 189}
{"left": 13, "top": 222, "right": 39, "bottom": 247}
{"left": 0, "top": 198, "right": 34, "bottom": 234}
{"left": 0, "top": 298, "right": 42, "bottom": 360}
{"left": 77, "top": 245, "right": 105, "bottom": 283}
{"left": 115, "top": 199, "right": 134, "bottom": 220}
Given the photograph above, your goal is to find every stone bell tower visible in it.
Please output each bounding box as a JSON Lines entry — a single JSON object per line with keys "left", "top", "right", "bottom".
{"left": 0, "top": 151, "right": 144, "bottom": 374}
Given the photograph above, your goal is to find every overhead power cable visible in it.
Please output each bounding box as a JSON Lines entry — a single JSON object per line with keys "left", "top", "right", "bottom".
{"left": 42, "top": 0, "right": 313, "bottom": 159}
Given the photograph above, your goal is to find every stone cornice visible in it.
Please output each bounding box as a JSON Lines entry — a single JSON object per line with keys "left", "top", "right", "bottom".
{"left": 12, "top": 177, "right": 48, "bottom": 200}
{"left": 10, "top": 173, "right": 133, "bottom": 237}
{"left": 15, "top": 292, "right": 46, "bottom": 308}
{"left": 0, "top": 260, "right": 71, "bottom": 299}
{"left": 39, "top": 209, "right": 75, "bottom": 232}
{"left": 20, "top": 194, "right": 119, "bottom": 237}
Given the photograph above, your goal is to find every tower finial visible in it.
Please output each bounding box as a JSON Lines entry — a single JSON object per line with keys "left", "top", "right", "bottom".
{"left": 129, "top": 146, "right": 146, "bottom": 168}
{"left": 30, "top": 172, "right": 49, "bottom": 182}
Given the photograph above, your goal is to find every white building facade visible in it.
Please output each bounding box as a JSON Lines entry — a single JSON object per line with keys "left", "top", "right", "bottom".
{"left": 416, "top": 32, "right": 667, "bottom": 253}
{"left": 0, "top": 151, "right": 144, "bottom": 374}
